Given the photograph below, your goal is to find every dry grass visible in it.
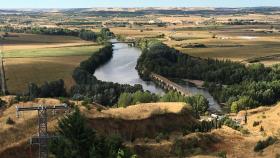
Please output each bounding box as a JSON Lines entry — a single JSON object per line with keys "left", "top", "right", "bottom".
{"left": 241, "top": 103, "right": 280, "bottom": 137}
{"left": 211, "top": 103, "right": 280, "bottom": 157}
{"left": 85, "top": 102, "right": 191, "bottom": 120}
{"left": 4, "top": 56, "right": 89, "bottom": 93}
{"left": 0, "top": 98, "right": 62, "bottom": 153}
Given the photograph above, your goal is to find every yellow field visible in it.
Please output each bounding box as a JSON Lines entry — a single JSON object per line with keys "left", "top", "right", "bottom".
{"left": 4, "top": 56, "right": 89, "bottom": 93}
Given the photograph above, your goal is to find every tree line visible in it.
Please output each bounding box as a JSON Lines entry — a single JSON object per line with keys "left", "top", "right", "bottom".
{"left": 70, "top": 44, "right": 143, "bottom": 106}
{"left": 0, "top": 26, "right": 114, "bottom": 42}
{"left": 118, "top": 91, "right": 209, "bottom": 118}
{"left": 136, "top": 40, "right": 280, "bottom": 112}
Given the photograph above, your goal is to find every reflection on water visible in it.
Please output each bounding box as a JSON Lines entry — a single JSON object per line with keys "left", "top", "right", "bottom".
{"left": 94, "top": 41, "right": 221, "bottom": 112}
{"left": 94, "top": 42, "right": 165, "bottom": 94}
{"left": 177, "top": 81, "right": 221, "bottom": 112}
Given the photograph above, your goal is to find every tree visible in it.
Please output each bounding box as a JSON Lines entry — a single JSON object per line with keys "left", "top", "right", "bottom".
{"left": 160, "top": 91, "right": 186, "bottom": 102}
{"left": 50, "top": 108, "right": 135, "bottom": 158}
{"left": 230, "top": 96, "right": 258, "bottom": 113}
{"left": 28, "top": 83, "right": 40, "bottom": 100}
{"left": 118, "top": 93, "right": 133, "bottom": 107}
{"left": 132, "top": 91, "right": 158, "bottom": 104}
{"left": 231, "top": 102, "right": 239, "bottom": 113}
{"left": 50, "top": 108, "right": 95, "bottom": 158}
{"left": 188, "top": 94, "right": 209, "bottom": 118}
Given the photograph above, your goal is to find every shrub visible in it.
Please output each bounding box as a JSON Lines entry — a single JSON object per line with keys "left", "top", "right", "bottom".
{"left": 6, "top": 117, "right": 15, "bottom": 125}
{"left": 155, "top": 132, "right": 169, "bottom": 143}
{"left": 254, "top": 136, "right": 277, "bottom": 152}
{"left": 260, "top": 126, "right": 264, "bottom": 132}
{"left": 0, "top": 98, "right": 6, "bottom": 108}
{"left": 240, "top": 128, "right": 250, "bottom": 135}
{"left": 253, "top": 121, "right": 260, "bottom": 127}
{"left": 216, "top": 151, "right": 227, "bottom": 158}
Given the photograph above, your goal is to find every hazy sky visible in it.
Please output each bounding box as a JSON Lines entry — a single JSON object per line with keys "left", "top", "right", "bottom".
{"left": 1, "top": 0, "right": 280, "bottom": 8}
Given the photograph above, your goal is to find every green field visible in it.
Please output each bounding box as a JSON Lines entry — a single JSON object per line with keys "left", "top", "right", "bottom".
{"left": 4, "top": 45, "right": 102, "bottom": 58}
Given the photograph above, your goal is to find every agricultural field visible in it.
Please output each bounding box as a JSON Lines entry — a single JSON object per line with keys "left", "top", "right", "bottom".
{"left": 1, "top": 7, "right": 280, "bottom": 158}
{"left": 98, "top": 13, "right": 280, "bottom": 66}
{"left": 1, "top": 33, "right": 101, "bottom": 93}
{"left": 167, "top": 25, "right": 280, "bottom": 63}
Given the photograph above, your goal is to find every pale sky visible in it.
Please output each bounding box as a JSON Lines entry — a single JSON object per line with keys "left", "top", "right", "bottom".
{"left": 0, "top": 0, "right": 279, "bottom": 8}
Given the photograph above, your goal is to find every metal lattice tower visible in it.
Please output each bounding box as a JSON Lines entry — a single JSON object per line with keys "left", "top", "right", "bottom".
{"left": 16, "top": 104, "right": 68, "bottom": 158}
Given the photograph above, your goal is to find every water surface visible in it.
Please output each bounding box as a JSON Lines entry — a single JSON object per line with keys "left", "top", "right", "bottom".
{"left": 94, "top": 41, "right": 221, "bottom": 112}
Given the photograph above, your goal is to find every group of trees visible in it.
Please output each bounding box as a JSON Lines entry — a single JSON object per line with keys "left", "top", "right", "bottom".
{"left": 28, "top": 79, "right": 67, "bottom": 99}
{"left": 117, "top": 91, "right": 158, "bottom": 107}
{"left": 79, "top": 28, "right": 114, "bottom": 42}
{"left": 254, "top": 136, "right": 277, "bottom": 152}
{"left": 117, "top": 91, "right": 209, "bottom": 118}
{"left": 49, "top": 108, "right": 135, "bottom": 158}
{"left": 0, "top": 26, "right": 114, "bottom": 42}
{"left": 136, "top": 41, "right": 280, "bottom": 112}
{"left": 207, "top": 79, "right": 280, "bottom": 112}
{"left": 71, "top": 44, "right": 143, "bottom": 106}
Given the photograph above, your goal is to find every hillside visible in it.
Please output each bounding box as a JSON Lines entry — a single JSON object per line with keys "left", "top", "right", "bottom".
{"left": 83, "top": 102, "right": 198, "bottom": 141}
{"left": 0, "top": 100, "right": 199, "bottom": 157}
{"left": 0, "top": 97, "right": 63, "bottom": 158}
{"left": 1, "top": 99, "right": 280, "bottom": 158}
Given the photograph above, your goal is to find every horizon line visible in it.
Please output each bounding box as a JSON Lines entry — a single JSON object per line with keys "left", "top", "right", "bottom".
{"left": 0, "top": 6, "right": 279, "bottom": 9}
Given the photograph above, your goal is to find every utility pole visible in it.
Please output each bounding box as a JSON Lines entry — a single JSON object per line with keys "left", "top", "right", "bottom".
{"left": 0, "top": 42, "right": 6, "bottom": 95}
{"left": 16, "top": 104, "right": 68, "bottom": 158}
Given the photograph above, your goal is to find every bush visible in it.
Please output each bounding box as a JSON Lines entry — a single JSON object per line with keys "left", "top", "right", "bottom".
{"left": 155, "top": 132, "right": 169, "bottom": 143}
{"left": 260, "top": 126, "right": 264, "bottom": 132}
{"left": 254, "top": 136, "right": 277, "bottom": 152}
{"left": 216, "top": 151, "right": 227, "bottom": 158}
{"left": 240, "top": 128, "right": 250, "bottom": 135}
{"left": 6, "top": 117, "right": 15, "bottom": 125}
{"left": 0, "top": 98, "right": 6, "bottom": 108}
{"left": 253, "top": 121, "right": 260, "bottom": 127}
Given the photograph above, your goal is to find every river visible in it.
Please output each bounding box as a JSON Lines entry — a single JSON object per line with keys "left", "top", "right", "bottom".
{"left": 94, "top": 41, "right": 221, "bottom": 112}
{"left": 94, "top": 41, "right": 165, "bottom": 94}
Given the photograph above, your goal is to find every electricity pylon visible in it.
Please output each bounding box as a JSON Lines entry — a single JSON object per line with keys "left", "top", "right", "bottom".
{"left": 16, "top": 104, "right": 68, "bottom": 158}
